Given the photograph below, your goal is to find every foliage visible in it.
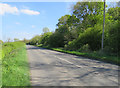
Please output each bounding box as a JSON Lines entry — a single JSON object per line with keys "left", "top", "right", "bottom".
{"left": 2, "top": 42, "right": 24, "bottom": 59}
{"left": 72, "top": 1, "right": 104, "bottom": 29}
{"left": 0, "top": 40, "right": 3, "bottom": 43}
{"left": 29, "top": 2, "right": 119, "bottom": 57}
{"left": 56, "top": 15, "right": 80, "bottom": 40}
{"left": 66, "top": 24, "right": 102, "bottom": 51}
{"left": 48, "top": 32, "right": 65, "bottom": 47}
{"left": 107, "top": 7, "right": 120, "bottom": 21}
{"left": 56, "top": 25, "right": 73, "bottom": 45}
{"left": 104, "top": 21, "right": 120, "bottom": 55}
{"left": 14, "top": 38, "right": 19, "bottom": 42}
{"left": 56, "top": 15, "right": 71, "bottom": 27}
{"left": 40, "top": 32, "right": 53, "bottom": 46}
{"left": 43, "top": 27, "right": 50, "bottom": 33}
{"left": 29, "top": 35, "right": 41, "bottom": 45}
{"left": 78, "top": 44, "right": 90, "bottom": 52}
{"left": 2, "top": 43, "right": 30, "bottom": 86}
{"left": 23, "top": 38, "right": 30, "bottom": 44}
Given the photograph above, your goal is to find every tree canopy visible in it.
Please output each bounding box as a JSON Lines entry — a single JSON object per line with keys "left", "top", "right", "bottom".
{"left": 29, "top": 2, "right": 120, "bottom": 56}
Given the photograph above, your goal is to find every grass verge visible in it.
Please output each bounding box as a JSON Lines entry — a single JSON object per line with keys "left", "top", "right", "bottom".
{"left": 37, "top": 45, "right": 119, "bottom": 66}
{"left": 0, "top": 43, "right": 2, "bottom": 87}
{"left": 2, "top": 43, "right": 30, "bottom": 86}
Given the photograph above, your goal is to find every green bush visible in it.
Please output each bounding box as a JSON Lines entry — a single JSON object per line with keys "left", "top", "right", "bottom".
{"left": 64, "top": 40, "right": 78, "bottom": 50}
{"left": 48, "top": 32, "right": 65, "bottom": 47}
{"left": 29, "top": 35, "right": 41, "bottom": 45}
{"left": 79, "top": 25, "right": 102, "bottom": 50}
{"left": 40, "top": 32, "right": 52, "bottom": 46}
{"left": 104, "top": 20, "right": 120, "bottom": 55}
{"left": 78, "top": 44, "right": 90, "bottom": 52}
{"left": 66, "top": 24, "right": 102, "bottom": 51}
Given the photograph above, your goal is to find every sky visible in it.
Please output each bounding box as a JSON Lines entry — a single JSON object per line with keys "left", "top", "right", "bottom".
{"left": 1, "top": 2, "right": 74, "bottom": 42}
{"left": 0, "top": 1, "right": 119, "bottom": 42}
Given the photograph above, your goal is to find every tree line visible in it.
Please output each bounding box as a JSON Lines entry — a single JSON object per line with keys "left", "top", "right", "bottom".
{"left": 28, "top": 1, "right": 120, "bottom": 56}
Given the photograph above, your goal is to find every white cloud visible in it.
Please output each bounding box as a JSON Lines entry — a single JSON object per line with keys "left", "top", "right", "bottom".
{"left": 0, "top": 3, "right": 19, "bottom": 15}
{"left": 16, "top": 22, "right": 20, "bottom": 25}
{"left": 31, "top": 25, "right": 35, "bottom": 28}
{"left": 21, "top": 9, "right": 40, "bottom": 15}
{"left": 0, "top": 3, "right": 40, "bottom": 15}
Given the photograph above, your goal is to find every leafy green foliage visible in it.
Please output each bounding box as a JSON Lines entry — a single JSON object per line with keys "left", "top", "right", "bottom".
{"left": 0, "top": 40, "right": 3, "bottom": 43}
{"left": 29, "top": 35, "right": 41, "bottom": 45}
{"left": 29, "top": 2, "right": 119, "bottom": 57}
{"left": 56, "top": 15, "right": 71, "bottom": 27}
{"left": 66, "top": 25, "right": 102, "bottom": 51}
{"left": 104, "top": 21, "right": 120, "bottom": 55}
{"left": 43, "top": 27, "right": 50, "bottom": 33}
{"left": 107, "top": 7, "right": 120, "bottom": 20}
{"left": 48, "top": 32, "right": 65, "bottom": 47}
{"left": 72, "top": 1, "right": 104, "bottom": 29}
{"left": 40, "top": 32, "right": 53, "bottom": 46}
{"left": 14, "top": 38, "right": 19, "bottom": 42}
{"left": 2, "top": 42, "right": 24, "bottom": 59}
{"left": 78, "top": 44, "right": 90, "bottom": 53}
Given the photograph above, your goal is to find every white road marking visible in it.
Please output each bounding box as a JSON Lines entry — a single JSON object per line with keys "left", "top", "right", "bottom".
{"left": 54, "top": 56, "right": 82, "bottom": 68}
{"left": 35, "top": 46, "right": 114, "bottom": 69}
{"left": 36, "top": 47, "right": 84, "bottom": 68}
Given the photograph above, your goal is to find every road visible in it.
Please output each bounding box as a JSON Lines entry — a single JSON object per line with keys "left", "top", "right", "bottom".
{"left": 27, "top": 45, "right": 119, "bottom": 86}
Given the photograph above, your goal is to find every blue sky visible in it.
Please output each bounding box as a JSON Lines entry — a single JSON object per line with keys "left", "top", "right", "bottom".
{"left": 1, "top": 2, "right": 74, "bottom": 41}
{"left": 0, "top": 1, "right": 119, "bottom": 42}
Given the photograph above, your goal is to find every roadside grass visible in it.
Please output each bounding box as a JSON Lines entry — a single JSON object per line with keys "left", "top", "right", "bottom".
{"left": 2, "top": 42, "right": 30, "bottom": 86}
{"left": 0, "top": 43, "right": 2, "bottom": 87}
{"left": 37, "top": 45, "right": 119, "bottom": 66}
{"left": 2, "top": 42, "right": 24, "bottom": 59}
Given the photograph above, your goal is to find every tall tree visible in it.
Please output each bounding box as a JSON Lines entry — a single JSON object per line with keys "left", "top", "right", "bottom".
{"left": 56, "top": 15, "right": 80, "bottom": 44}
{"left": 107, "top": 7, "right": 120, "bottom": 20}
{"left": 14, "top": 38, "right": 19, "bottom": 42}
{"left": 43, "top": 27, "right": 50, "bottom": 33}
{"left": 72, "top": 1, "right": 104, "bottom": 29}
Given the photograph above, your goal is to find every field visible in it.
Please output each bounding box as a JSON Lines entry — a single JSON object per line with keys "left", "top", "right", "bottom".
{"left": 2, "top": 42, "right": 30, "bottom": 86}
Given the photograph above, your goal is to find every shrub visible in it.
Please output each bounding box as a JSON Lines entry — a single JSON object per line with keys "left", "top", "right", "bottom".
{"left": 40, "top": 32, "right": 52, "bottom": 46}
{"left": 79, "top": 25, "right": 102, "bottom": 51}
{"left": 104, "top": 20, "right": 120, "bottom": 55}
{"left": 64, "top": 40, "right": 80, "bottom": 50}
{"left": 78, "top": 44, "right": 90, "bottom": 52}
{"left": 48, "top": 32, "right": 65, "bottom": 47}
{"left": 29, "top": 35, "right": 41, "bottom": 45}
{"left": 66, "top": 24, "right": 102, "bottom": 51}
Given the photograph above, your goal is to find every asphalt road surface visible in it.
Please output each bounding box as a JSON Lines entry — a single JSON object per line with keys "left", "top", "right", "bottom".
{"left": 27, "top": 45, "right": 119, "bottom": 86}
